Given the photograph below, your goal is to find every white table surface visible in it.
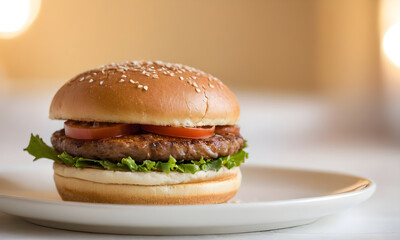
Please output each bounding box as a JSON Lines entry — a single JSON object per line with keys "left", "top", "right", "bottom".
{"left": 0, "top": 92, "right": 399, "bottom": 239}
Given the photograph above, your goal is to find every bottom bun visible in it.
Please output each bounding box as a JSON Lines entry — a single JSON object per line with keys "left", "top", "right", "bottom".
{"left": 53, "top": 163, "right": 241, "bottom": 205}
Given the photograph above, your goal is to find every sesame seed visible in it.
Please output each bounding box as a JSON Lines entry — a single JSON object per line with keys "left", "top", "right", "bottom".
{"left": 138, "top": 85, "right": 143, "bottom": 89}
{"left": 209, "top": 83, "right": 214, "bottom": 88}
{"left": 192, "top": 76, "right": 197, "bottom": 79}
{"left": 170, "top": 73, "right": 175, "bottom": 76}
{"left": 144, "top": 85, "right": 148, "bottom": 91}
{"left": 145, "top": 73, "right": 151, "bottom": 77}
{"left": 119, "top": 79, "right": 125, "bottom": 82}
{"left": 86, "top": 75, "right": 91, "bottom": 79}
{"left": 93, "top": 73, "right": 97, "bottom": 76}
{"left": 89, "top": 79, "right": 94, "bottom": 83}
{"left": 99, "top": 81, "right": 104, "bottom": 85}
{"left": 80, "top": 77, "right": 85, "bottom": 81}
{"left": 179, "top": 76, "right": 184, "bottom": 80}
{"left": 195, "top": 88, "right": 201, "bottom": 93}
{"left": 130, "top": 80, "right": 135, "bottom": 84}
{"left": 121, "top": 75, "right": 127, "bottom": 78}
{"left": 152, "top": 74, "right": 159, "bottom": 78}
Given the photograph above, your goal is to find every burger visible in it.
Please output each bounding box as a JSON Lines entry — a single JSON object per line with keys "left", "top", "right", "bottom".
{"left": 24, "top": 61, "right": 248, "bottom": 205}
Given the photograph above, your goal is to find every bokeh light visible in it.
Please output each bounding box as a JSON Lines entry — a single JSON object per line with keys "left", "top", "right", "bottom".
{"left": 0, "top": 0, "right": 41, "bottom": 38}
{"left": 383, "top": 23, "right": 400, "bottom": 67}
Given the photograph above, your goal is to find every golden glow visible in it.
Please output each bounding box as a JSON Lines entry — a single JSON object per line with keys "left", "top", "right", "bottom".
{"left": 0, "top": 0, "right": 41, "bottom": 38}
{"left": 383, "top": 23, "right": 400, "bottom": 67}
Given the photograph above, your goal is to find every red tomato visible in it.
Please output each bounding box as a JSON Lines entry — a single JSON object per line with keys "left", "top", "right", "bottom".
{"left": 64, "top": 121, "right": 139, "bottom": 140}
{"left": 141, "top": 125, "right": 215, "bottom": 139}
{"left": 215, "top": 125, "right": 240, "bottom": 136}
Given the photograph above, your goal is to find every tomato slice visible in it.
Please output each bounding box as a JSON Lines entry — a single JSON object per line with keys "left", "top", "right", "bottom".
{"left": 64, "top": 121, "right": 139, "bottom": 140}
{"left": 215, "top": 125, "right": 240, "bottom": 136}
{"left": 141, "top": 125, "right": 215, "bottom": 139}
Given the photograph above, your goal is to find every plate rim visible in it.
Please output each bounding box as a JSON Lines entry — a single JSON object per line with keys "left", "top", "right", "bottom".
{"left": 0, "top": 164, "right": 376, "bottom": 209}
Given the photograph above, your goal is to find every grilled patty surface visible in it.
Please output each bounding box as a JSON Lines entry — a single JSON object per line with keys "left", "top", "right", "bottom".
{"left": 51, "top": 129, "right": 245, "bottom": 162}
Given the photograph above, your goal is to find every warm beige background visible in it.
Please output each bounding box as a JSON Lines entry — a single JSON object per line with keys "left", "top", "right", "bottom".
{"left": 0, "top": 0, "right": 379, "bottom": 97}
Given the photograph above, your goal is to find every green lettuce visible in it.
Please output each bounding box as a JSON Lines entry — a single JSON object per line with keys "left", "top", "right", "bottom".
{"left": 24, "top": 134, "right": 61, "bottom": 163}
{"left": 24, "top": 134, "right": 248, "bottom": 174}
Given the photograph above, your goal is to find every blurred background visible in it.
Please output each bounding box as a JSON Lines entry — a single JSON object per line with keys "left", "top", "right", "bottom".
{"left": 0, "top": 0, "right": 400, "bottom": 170}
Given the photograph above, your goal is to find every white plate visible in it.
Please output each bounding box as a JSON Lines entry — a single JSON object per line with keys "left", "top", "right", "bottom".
{"left": 0, "top": 165, "right": 375, "bottom": 235}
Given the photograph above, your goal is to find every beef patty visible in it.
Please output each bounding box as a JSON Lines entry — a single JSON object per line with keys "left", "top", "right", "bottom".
{"left": 51, "top": 130, "right": 245, "bottom": 162}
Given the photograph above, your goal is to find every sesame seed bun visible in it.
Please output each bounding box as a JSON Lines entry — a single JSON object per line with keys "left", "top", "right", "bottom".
{"left": 49, "top": 61, "right": 240, "bottom": 127}
{"left": 53, "top": 163, "right": 241, "bottom": 205}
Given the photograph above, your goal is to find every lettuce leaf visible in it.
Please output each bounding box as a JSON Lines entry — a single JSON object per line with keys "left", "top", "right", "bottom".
{"left": 24, "top": 134, "right": 61, "bottom": 163}
{"left": 24, "top": 134, "right": 248, "bottom": 174}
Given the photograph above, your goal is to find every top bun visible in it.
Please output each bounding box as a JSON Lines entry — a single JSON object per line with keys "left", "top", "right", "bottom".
{"left": 49, "top": 61, "right": 240, "bottom": 127}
